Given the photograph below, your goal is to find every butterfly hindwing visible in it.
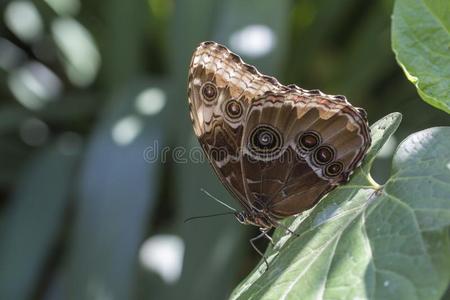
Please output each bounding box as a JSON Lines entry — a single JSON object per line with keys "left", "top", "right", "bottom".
{"left": 241, "top": 91, "right": 370, "bottom": 217}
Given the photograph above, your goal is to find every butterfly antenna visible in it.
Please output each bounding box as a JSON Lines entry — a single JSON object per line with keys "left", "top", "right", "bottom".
{"left": 200, "top": 188, "right": 236, "bottom": 212}
{"left": 183, "top": 189, "right": 237, "bottom": 223}
{"left": 184, "top": 211, "right": 236, "bottom": 223}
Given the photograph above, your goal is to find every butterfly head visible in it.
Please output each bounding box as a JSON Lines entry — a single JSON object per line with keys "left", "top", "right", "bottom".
{"left": 234, "top": 210, "right": 275, "bottom": 229}
{"left": 234, "top": 211, "right": 247, "bottom": 224}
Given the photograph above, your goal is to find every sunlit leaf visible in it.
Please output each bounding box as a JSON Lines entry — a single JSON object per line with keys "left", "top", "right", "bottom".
{"left": 51, "top": 17, "right": 100, "bottom": 87}
{"left": 231, "top": 113, "right": 450, "bottom": 300}
{"left": 4, "top": 1, "right": 44, "bottom": 43}
{"left": 392, "top": 0, "right": 450, "bottom": 114}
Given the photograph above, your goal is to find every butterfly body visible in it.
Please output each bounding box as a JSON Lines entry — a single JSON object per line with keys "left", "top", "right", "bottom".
{"left": 188, "top": 41, "right": 371, "bottom": 230}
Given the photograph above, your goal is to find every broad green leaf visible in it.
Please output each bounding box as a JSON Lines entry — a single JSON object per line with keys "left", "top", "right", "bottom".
{"left": 392, "top": 0, "right": 450, "bottom": 114}
{"left": 231, "top": 113, "right": 450, "bottom": 300}
{"left": 61, "top": 78, "right": 167, "bottom": 300}
{"left": 0, "top": 143, "right": 79, "bottom": 300}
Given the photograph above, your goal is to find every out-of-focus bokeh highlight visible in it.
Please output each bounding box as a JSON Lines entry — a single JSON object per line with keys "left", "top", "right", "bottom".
{"left": 0, "top": 0, "right": 448, "bottom": 299}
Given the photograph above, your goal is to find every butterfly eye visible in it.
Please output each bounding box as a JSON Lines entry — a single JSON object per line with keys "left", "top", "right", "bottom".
{"left": 224, "top": 99, "right": 243, "bottom": 119}
{"left": 325, "top": 161, "right": 344, "bottom": 177}
{"left": 201, "top": 82, "right": 218, "bottom": 102}
{"left": 297, "top": 131, "right": 321, "bottom": 151}
{"left": 248, "top": 125, "right": 283, "bottom": 157}
{"left": 313, "top": 145, "right": 335, "bottom": 165}
{"left": 235, "top": 212, "right": 246, "bottom": 224}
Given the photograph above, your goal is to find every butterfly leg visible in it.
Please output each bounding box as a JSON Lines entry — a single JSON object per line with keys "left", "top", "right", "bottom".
{"left": 249, "top": 230, "right": 270, "bottom": 271}
{"left": 274, "top": 221, "right": 299, "bottom": 237}
{"left": 261, "top": 228, "right": 274, "bottom": 245}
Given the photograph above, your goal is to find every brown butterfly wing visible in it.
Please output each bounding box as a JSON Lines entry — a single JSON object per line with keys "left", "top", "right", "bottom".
{"left": 241, "top": 91, "right": 370, "bottom": 218}
{"left": 187, "top": 41, "right": 285, "bottom": 209}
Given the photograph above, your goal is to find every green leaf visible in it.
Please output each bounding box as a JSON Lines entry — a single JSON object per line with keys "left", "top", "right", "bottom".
{"left": 61, "top": 78, "right": 167, "bottom": 300}
{"left": 0, "top": 144, "right": 79, "bottom": 300}
{"left": 230, "top": 113, "right": 450, "bottom": 300}
{"left": 392, "top": 0, "right": 450, "bottom": 114}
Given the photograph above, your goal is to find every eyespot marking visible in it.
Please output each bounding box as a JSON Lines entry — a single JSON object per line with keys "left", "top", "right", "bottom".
{"left": 224, "top": 99, "right": 243, "bottom": 120}
{"left": 313, "top": 145, "right": 335, "bottom": 165}
{"left": 248, "top": 125, "right": 283, "bottom": 158}
{"left": 297, "top": 131, "right": 321, "bottom": 152}
{"left": 201, "top": 82, "right": 218, "bottom": 102}
{"left": 325, "top": 161, "right": 344, "bottom": 177}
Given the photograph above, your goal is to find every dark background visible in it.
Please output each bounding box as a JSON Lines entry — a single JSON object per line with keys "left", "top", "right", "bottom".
{"left": 0, "top": 0, "right": 448, "bottom": 299}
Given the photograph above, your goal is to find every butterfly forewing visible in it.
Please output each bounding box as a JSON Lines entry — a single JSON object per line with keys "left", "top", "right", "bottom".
{"left": 188, "top": 42, "right": 286, "bottom": 210}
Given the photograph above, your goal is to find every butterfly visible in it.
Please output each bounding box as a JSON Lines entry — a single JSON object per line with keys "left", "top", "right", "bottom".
{"left": 187, "top": 41, "right": 371, "bottom": 258}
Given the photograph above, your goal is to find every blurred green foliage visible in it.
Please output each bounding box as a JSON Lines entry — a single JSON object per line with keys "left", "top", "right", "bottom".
{"left": 0, "top": 0, "right": 448, "bottom": 299}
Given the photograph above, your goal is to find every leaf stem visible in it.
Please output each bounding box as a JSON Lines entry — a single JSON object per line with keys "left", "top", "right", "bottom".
{"left": 366, "top": 173, "right": 382, "bottom": 190}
